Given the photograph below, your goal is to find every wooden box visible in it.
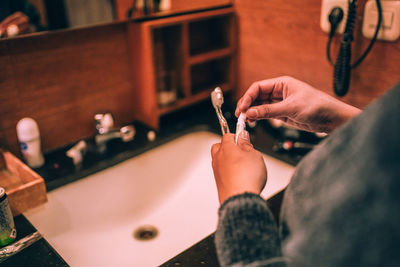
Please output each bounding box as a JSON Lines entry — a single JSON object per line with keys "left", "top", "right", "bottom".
{"left": 0, "top": 150, "right": 47, "bottom": 215}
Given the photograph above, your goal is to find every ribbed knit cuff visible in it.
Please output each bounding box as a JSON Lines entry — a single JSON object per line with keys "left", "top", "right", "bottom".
{"left": 219, "top": 193, "right": 265, "bottom": 216}
{"left": 215, "top": 193, "right": 281, "bottom": 266}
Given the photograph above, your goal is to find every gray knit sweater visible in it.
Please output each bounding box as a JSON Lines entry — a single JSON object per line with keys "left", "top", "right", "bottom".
{"left": 215, "top": 83, "right": 400, "bottom": 267}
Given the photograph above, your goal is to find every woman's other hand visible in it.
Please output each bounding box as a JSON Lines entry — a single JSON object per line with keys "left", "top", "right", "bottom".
{"left": 211, "top": 132, "right": 267, "bottom": 204}
{"left": 236, "top": 76, "right": 361, "bottom": 133}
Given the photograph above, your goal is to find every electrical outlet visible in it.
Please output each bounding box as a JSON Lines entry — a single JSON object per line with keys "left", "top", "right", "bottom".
{"left": 362, "top": 0, "right": 400, "bottom": 41}
{"left": 320, "top": 0, "right": 348, "bottom": 34}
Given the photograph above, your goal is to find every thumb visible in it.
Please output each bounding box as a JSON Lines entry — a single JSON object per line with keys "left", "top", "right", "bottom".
{"left": 237, "top": 131, "right": 253, "bottom": 150}
{"left": 246, "top": 101, "right": 289, "bottom": 120}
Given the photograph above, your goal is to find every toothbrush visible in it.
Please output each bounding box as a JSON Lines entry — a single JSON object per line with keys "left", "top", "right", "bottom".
{"left": 235, "top": 113, "right": 247, "bottom": 144}
{"left": 211, "top": 87, "right": 230, "bottom": 135}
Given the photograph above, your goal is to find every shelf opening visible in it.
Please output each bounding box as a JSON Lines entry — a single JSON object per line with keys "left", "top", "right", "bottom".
{"left": 190, "top": 56, "right": 231, "bottom": 95}
{"left": 188, "top": 15, "right": 231, "bottom": 56}
{"left": 153, "top": 25, "right": 185, "bottom": 107}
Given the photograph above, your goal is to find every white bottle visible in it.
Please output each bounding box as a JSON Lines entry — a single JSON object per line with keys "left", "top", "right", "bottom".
{"left": 16, "top": 118, "right": 45, "bottom": 168}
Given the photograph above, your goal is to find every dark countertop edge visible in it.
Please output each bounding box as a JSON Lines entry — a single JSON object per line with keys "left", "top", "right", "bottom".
{"left": 42, "top": 122, "right": 297, "bottom": 193}
{"left": 42, "top": 124, "right": 217, "bottom": 192}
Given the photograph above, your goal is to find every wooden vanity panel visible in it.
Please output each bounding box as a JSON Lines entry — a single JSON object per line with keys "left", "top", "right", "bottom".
{"left": 0, "top": 43, "right": 19, "bottom": 119}
{"left": 128, "top": 22, "right": 159, "bottom": 129}
{"left": 235, "top": 0, "right": 400, "bottom": 108}
{"left": 0, "top": 23, "right": 136, "bottom": 155}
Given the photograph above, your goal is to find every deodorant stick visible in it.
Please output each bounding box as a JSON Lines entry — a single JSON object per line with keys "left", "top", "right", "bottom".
{"left": 16, "top": 118, "right": 45, "bottom": 168}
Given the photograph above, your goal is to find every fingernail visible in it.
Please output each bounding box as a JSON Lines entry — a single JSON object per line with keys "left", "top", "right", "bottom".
{"left": 239, "top": 130, "right": 249, "bottom": 141}
{"left": 247, "top": 108, "right": 258, "bottom": 118}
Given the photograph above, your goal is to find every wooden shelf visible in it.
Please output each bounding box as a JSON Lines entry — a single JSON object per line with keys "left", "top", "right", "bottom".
{"left": 188, "top": 14, "right": 232, "bottom": 56}
{"left": 128, "top": 7, "right": 236, "bottom": 129}
{"left": 190, "top": 56, "right": 232, "bottom": 95}
{"left": 158, "top": 83, "right": 231, "bottom": 115}
{"left": 188, "top": 47, "right": 232, "bottom": 65}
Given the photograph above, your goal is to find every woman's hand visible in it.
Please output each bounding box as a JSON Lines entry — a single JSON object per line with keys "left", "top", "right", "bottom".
{"left": 211, "top": 132, "right": 267, "bottom": 204}
{"left": 0, "top": 12, "right": 32, "bottom": 37}
{"left": 235, "top": 76, "right": 361, "bottom": 133}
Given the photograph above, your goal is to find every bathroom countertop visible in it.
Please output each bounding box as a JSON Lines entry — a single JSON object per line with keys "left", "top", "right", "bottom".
{"left": 5, "top": 97, "right": 318, "bottom": 266}
{"left": 1, "top": 215, "right": 68, "bottom": 266}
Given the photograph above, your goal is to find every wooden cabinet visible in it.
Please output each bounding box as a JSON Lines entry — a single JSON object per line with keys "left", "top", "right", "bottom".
{"left": 128, "top": 7, "right": 236, "bottom": 129}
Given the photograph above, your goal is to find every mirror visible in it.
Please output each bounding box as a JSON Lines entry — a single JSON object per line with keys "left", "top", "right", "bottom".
{"left": 0, "top": 0, "right": 232, "bottom": 39}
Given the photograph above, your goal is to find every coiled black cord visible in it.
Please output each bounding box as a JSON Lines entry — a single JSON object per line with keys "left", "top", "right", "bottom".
{"left": 333, "top": 0, "right": 357, "bottom": 96}
{"left": 327, "top": 0, "right": 383, "bottom": 97}
{"left": 327, "top": 7, "right": 344, "bottom": 65}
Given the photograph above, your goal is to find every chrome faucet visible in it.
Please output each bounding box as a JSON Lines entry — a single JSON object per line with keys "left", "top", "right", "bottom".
{"left": 66, "top": 140, "right": 87, "bottom": 168}
{"left": 94, "top": 113, "right": 135, "bottom": 153}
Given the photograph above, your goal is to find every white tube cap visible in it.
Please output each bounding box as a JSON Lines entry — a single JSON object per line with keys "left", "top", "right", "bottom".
{"left": 16, "top": 118, "right": 40, "bottom": 142}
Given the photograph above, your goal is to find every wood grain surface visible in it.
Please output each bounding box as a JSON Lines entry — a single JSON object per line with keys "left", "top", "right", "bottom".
{"left": 0, "top": 151, "right": 47, "bottom": 215}
{"left": 235, "top": 0, "right": 400, "bottom": 108}
{"left": 115, "top": 0, "right": 232, "bottom": 20}
{"left": 0, "top": 23, "right": 134, "bottom": 155}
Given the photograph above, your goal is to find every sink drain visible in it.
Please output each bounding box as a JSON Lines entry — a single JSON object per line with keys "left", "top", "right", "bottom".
{"left": 133, "top": 225, "right": 159, "bottom": 241}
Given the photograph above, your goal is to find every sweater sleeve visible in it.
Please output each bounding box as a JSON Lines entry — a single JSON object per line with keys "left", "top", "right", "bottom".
{"left": 214, "top": 193, "right": 285, "bottom": 267}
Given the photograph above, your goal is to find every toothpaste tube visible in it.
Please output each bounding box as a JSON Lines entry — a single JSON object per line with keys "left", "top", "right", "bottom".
{"left": 235, "top": 113, "right": 247, "bottom": 144}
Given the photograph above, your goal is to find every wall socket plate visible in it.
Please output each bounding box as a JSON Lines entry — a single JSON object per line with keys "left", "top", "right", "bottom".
{"left": 362, "top": 0, "right": 400, "bottom": 41}
{"left": 320, "top": 0, "right": 349, "bottom": 34}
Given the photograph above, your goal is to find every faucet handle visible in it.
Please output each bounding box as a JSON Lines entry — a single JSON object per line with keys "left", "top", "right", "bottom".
{"left": 94, "top": 113, "right": 114, "bottom": 134}
{"left": 66, "top": 140, "right": 87, "bottom": 166}
{"left": 120, "top": 125, "right": 135, "bottom": 142}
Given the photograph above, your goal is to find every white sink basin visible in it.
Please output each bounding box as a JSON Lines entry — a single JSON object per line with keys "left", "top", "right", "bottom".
{"left": 24, "top": 131, "right": 294, "bottom": 267}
